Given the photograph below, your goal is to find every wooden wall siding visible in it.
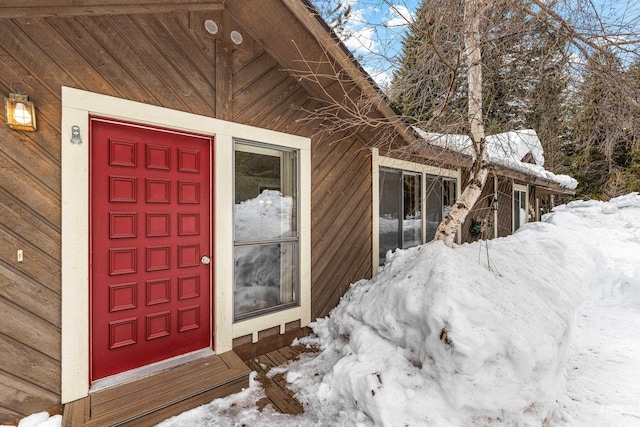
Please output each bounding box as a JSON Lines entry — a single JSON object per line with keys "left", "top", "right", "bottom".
{"left": 0, "top": 6, "right": 378, "bottom": 420}
{"left": 497, "top": 178, "right": 514, "bottom": 238}
{"left": 310, "top": 136, "right": 373, "bottom": 319}
{"left": 460, "top": 172, "right": 496, "bottom": 243}
{"left": 529, "top": 186, "right": 537, "bottom": 222}
{"left": 0, "top": 12, "right": 222, "bottom": 421}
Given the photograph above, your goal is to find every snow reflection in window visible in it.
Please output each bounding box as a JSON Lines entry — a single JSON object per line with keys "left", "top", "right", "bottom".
{"left": 234, "top": 142, "right": 298, "bottom": 320}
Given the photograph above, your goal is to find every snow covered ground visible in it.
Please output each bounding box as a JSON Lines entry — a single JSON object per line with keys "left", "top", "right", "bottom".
{"left": 19, "top": 194, "right": 640, "bottom": 427}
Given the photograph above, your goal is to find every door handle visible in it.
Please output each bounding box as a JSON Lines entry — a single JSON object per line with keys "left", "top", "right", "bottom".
{"left": 201, "top": 256, "right": 211, "bottom": 265}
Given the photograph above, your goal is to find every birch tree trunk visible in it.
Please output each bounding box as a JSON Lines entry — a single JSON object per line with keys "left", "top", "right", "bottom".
{"left": 434, "top": 0, "right": 491, "bottom": 247}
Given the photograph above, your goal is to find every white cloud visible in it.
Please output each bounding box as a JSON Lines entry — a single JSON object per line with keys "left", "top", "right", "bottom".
{"left": 386, "top": 4, "right": 414, "bottom": 27}
{"left": 343, "top": 25, "right": 379, "bottom": 54}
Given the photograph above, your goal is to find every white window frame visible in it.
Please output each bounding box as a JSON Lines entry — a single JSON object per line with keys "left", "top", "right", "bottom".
{"left": 513, "top": 183, "right": 529, "bottom": 232}
{"left": 372, "top": 148, "right": 461, "bottom": 273}
{"left": 61, "top": 87, "right": 310, "bottom": 403}
{"left": 232, "top": 139, "right": 300, "bottom": 321}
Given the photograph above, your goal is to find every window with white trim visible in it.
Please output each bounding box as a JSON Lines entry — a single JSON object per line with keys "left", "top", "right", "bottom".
{"left": 513, "top": 184, "right": 528, "bottom": 231}
{"left": 379, "top": 167, "right": 457, "bottom": 264}
{"left": 233, "top": 140, "right": 299, "bottom": 321}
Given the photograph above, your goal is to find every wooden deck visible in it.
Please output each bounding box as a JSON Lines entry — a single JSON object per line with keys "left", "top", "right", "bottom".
{"left": 244, "top": 345, "right": 318, "bottom": 415}
{"left": 62, "top": 351, "right": 250, "bottom": 427}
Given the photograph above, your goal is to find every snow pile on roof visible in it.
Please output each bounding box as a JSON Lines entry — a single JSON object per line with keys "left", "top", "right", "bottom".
{"left": 415, "top": 127, "right": 578, "bottom": 190}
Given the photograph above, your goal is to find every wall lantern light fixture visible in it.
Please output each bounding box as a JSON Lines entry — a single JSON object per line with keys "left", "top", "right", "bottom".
{"left": 5, "top": 92, "right": 37, "bottom": 131}
{"left": 490, "top": 196, "right": 499, "bottom": 211}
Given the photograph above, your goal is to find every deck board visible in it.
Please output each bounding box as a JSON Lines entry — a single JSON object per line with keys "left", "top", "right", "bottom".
{"left": 62, "top": 351, "right": 250, "bottom": 427}
{"left": 243, "top": 345, "right": 318, "bottom": 416}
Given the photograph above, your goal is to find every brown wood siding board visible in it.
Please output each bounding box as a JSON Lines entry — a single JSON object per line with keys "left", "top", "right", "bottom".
{"left": 311, "top": 152, "right": 370, "bottom": 246}
{"left": 311, "top": 189, "right": 371, "bottom": 317}
{"left": 275, "top": 98, "right": 322, "bottom": 137}
{"left": 311, "top": 138, "right": 366, "bottom": 209}
{"left": 271, "top": 97, "right": 325, "bottom": 137}
{"left": 0, "top": 298, "right": 60, "bottom": 361}
{"left": 313, "top": 187, "right": 371, "bottom": 277}
{"left": 0, "top": 335, "right": 60, "bottom": 394}
{"left": 45, "top": 16, "right": 155, "bottom": 104}
{"left": 497, "top": 179, "right": 513, "bottom": 237}
{"left": 0, "top": 264, "right": 61, "bottom": 327}
{"left": 0, "top": 225, "right": 61, "bottom": 294}
{"left": 233, "top": 75, "right": 302, "bottom": 126}
{"left": 0, "top": 187, "right": 61, "bottom": 258}
{"left": 48, "top": 18, "right": 153, "bottom": 103}
{"left": 0, "top": 20, "right": 80, "bottom": 96}
{"left": 214, "top": 39, "right": 233, "bottom": 121}
{"left": 108, "top": 14, "right": 210, "bottom": 115}
{"left": 311, "top": 141, "right": 369, "bottom": 227}
{"left": 0, "top": 407, "right": 23, "bottom": 424}
{"left": 232, "top": 46, "right": 262, "bottom": 73}
{"left": 232, "top": 50, "right": 279, "bottom": 92}
{"left": 0, "top": 130, "right": 60, "bottom": 197}
{"left": 231, "top": 66, "right": 290, "bottom": 120}
{"left": 81, "top": 15, "right": 189, "bottom": 112}
{"left": 310, "top": 133, "right": 357, "bottom": 178}
{"left": 0, "top": 3, "right": 226, "bottom": 19}
{"left": 18, "top": 17, "right": 120, "bottom": 98}
{"left": 267, "top": 88, "right": 317, "bottom": 129}
{"left": 312, "top": 198, "right": 371, "bottom": 298}
{"left": 255, "top": 86, "right": 308, "bottom": 131}
{"left": 131, "top": 14, "right": 215, "bottom": 115}
{"left": 154, "top": 12, "right": 216, "bottom": 85}
{"left": 0, "top": 51, "right": 66, "bottom": 164}
{"left": 313, "top": 213, "right": 372, "bottom": 319}
{"left": 0, "top": 374, "right": 58, "bottom": 422}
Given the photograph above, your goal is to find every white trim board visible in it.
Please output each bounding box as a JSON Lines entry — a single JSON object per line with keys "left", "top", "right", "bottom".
{"left": 61, "top": 87, "right": 311, "bottom": 403}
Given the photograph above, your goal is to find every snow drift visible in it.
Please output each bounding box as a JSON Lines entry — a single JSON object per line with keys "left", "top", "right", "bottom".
{"left": 307, "top": 220, "right": 598, "bottom": 425}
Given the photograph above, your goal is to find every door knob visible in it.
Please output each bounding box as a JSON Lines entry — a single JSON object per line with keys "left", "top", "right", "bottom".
{"left": 201, "top": 256, "right": 211, "bottom": 265}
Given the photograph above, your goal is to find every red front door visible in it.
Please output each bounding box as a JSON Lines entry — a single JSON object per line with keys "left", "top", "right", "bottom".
{"left": 90, "top": 117, "right": 213, "bottom": 381}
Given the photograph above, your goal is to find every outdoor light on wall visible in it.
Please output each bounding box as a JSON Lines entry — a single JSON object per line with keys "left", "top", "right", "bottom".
{"left": 490, "top": 196, "right": 499, "bottom": 211}
{"left": 5, "top": 92, "right": 37, "bottom": 131}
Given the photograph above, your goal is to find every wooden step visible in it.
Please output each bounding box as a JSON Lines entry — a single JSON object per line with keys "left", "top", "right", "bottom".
{"left": 62, "top": 351, "right": 250, "bottom": 427}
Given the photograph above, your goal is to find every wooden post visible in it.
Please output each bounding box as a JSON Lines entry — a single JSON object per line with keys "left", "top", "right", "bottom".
{"left": 215, "top": 39, "right": 233, "bottom": 121}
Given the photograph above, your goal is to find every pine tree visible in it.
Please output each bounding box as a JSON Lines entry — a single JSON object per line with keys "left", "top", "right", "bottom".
{"left": 391, "top": 0, "right": 570, "bottom": 145}
{"left": 570, "top": 49, "right": 640, "bottom": 198}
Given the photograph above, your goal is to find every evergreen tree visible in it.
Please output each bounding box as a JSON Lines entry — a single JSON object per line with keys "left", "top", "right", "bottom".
{"left": 391, "top": 0, "right": 570, "bottom": 151}
{"left": 569, "top": 49, "right": 640, "bottom": 198}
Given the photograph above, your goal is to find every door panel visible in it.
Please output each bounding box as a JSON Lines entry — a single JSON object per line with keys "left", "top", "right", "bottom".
{"left": 90, "top": 118, "right": 213, "bottom": 382}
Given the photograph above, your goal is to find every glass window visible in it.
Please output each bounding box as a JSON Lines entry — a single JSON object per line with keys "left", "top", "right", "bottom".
{"left": 380, "top": 170, "right": 457, "bottom": 264}
{"left": 234, "top": 141, "right": 299, "bottom": 320}
{"left": 403, "top": 173, "right": 422, "bottom": 249}
{"left": 379, "top": 169, "right": 402, "bottom": 262}
{"left": 513, "top": 188, "right": 527, "bottom": 231}
{"left": 379, "top": 168, "right": 425, "bottom": 263}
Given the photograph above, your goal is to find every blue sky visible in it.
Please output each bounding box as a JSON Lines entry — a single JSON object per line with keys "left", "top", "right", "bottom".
{"left": 319, "top": 0, "right": 640, "bottom": 86}
{"left": 329, "top": 0, "right": 419, "bottom": 86}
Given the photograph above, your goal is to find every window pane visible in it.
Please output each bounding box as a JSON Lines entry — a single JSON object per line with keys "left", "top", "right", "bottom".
{"left": 233, "top": 141, "right": 299, "bottom": 321}
{"left": 443, "top": 179, "right": 456, "bottom": 218}
{"left": 425, "top": 176, "right": 443, "bottom": 242}
{"left": 514, "top": 190, "right": 526, "bottom": 231}
{"left": 402, "top": 173, "right": 422, "bottom": 248}
{"left": 379, "top": 169, "right": 402, "bottom": 262}
{"left": 234, "top": 242, "right": 298, "bottom": 319}
{"left": 234, "top": 144, "right": 297, "bottom": 241}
